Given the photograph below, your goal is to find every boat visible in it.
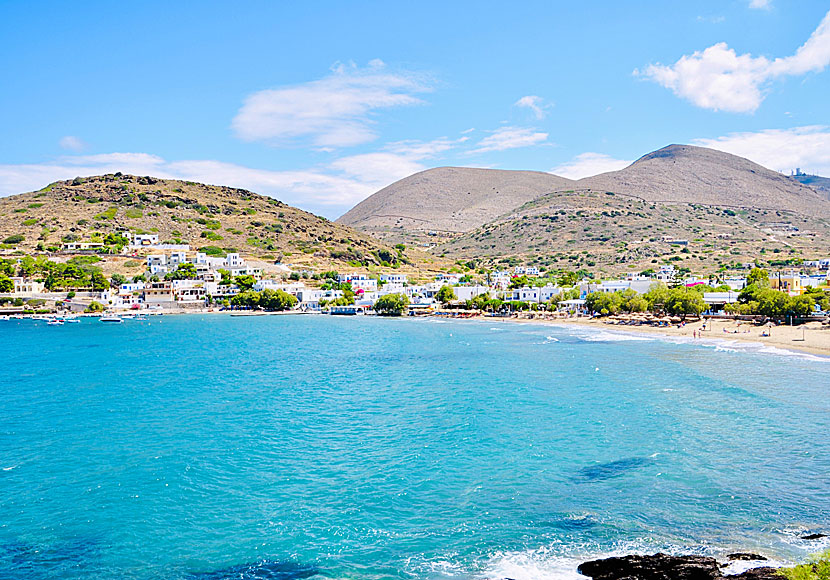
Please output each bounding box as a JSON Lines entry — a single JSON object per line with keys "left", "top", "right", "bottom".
{"left": 0, "top": 315, "right": 9, "bottom": 321}
{"left": 100, "top": 315, "right": 123, "bottom": 323}
{"left": 47, "top": 319, "right": 64, "bottom": 326}
{"left": 64, "top": 318, "right": 81, "bottom": 323}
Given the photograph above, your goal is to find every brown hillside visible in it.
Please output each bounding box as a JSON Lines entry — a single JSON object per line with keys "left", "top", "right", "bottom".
{"left": 337, "top": 166, "right": 575, "bottom": 238}
{"left": 0, "top": 174, "right": 443, "bottom": 273}
{"left": 577, "top": 144, "right": 830, "bottom": 215}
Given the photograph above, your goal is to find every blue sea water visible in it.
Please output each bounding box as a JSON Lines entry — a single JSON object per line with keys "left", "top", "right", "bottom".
{"left": 1, "top": 315, "right": 829, "bottom": 580}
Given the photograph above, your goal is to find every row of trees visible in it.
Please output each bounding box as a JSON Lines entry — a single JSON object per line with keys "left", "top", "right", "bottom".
{"left": 229, "top": 289, "right": 297, "bottom": 311}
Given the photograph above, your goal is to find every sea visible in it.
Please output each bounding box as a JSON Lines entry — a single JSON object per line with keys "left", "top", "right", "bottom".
{"left": 1, "top": 314, "right": 829, "bottom": 579}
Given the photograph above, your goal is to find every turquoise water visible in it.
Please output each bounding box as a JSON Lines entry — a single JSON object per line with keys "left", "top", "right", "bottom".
{"left": 1, "top": 315, "right": 829, "bottom": 579}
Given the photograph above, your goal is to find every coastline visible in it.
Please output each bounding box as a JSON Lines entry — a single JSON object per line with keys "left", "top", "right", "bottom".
{"left": 465, "top": 314, "right": 830, "bottom": 359}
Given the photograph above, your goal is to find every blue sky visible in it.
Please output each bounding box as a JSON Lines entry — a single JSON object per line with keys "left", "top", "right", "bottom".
{"left": 1, "top": 0, "right": 829, "bottom": 217}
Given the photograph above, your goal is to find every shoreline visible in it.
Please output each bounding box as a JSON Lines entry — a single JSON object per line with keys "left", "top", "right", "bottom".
{"left": 10, "top": 307, "right": 830, "bottom": 359}
{"left": 459, "top": 314, "right": 830, "bottom": 359}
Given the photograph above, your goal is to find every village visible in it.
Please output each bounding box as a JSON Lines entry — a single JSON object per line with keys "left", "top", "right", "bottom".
{"left": 2, "top": 232, "right": 830, "bottom": 321}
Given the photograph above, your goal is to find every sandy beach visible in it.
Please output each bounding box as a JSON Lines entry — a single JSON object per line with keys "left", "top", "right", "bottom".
{"left": 471, "top": 314, "right": 830, "bottom": 358}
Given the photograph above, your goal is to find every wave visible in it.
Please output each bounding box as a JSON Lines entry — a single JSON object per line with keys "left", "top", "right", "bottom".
{"left": 575, "top": 330, "right": 654, "bottom": 342}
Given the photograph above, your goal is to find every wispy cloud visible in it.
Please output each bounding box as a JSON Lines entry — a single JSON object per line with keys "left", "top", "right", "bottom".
{"left": 231, "top": 60, "right": 432, "bottom": 148}
{"left": 470, "top": 126, "right": 548, "bottom": 153}
{"left": 749, "top": 0, "right": 772, "bottom": 10}
{"left": 693, "top": 125, "right": 830, "bottom": 174}
{"left": 515, "top": 95, "right": 552, "bottom": 119}
{"left": 59, "top": 136, "right": 86, "bottom": 152}
{"left": 637, "top": 9, "right": 830, "bottom": 112}
{"left": 552, "top": 152, "right": 632, "bottom": 179}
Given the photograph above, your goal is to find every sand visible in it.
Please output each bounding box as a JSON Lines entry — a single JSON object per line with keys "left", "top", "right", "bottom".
{"left": 492, "top": 315, "right": 830, "bottom": 358}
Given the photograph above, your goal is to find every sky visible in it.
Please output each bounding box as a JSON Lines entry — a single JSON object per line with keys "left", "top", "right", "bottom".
{"left": 1, "top": 0, "right": 829, "bottom": 218}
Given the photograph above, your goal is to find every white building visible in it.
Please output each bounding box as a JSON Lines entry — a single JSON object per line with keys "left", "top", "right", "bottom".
{"left": 380, "top": 274, "right": 408, "bottom": 284}
{"left": 436, "top": 273, "right": 461, "bottom": 285}
{"left": 514, "top": 266, "right": 540, "bottom": 276}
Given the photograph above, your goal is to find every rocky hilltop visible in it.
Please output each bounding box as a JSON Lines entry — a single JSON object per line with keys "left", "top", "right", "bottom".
{"left": 0, "top": 174, "right": 437, "bottom": 271}
{"left": 580, "top": 144, "right": 830, "bottom": 215}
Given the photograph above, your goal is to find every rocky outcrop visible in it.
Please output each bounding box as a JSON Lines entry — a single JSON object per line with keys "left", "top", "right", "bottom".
{"left": 577, "top": 553, "right": 721, "bottom": 580}
{"left": 577, "top": 553, "right": 782, "bottom": 580}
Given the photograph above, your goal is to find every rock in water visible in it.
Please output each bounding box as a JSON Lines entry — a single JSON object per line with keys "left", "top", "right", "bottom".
{"left": 726, "top": 553, "right": 768, "bottom": 561}
{"left": 577, "top": 553, "right": 721, "bottom": 580}
{"left": 727, "top": 568, "right": 782, "bottom": 580}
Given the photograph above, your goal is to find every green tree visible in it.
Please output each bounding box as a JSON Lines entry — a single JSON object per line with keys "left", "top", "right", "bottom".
{"left": 110, "top": 273, "right": 127, "bottom": 287}
{"left": 0, "top": 275, "right": 13, "bottom": 293}
{"left": 85, "top": 300, "right": 105, "bottom": 312}
{"left": 746, "top": 267, "right": 770, "bottom": 288}
{"left": 231, "top": 290, "right": 260, "bottom": 309}
{"left": 90, "top": 271, "right": 108, "bottom": 291}
{"left": 234, "top": 274, "right": 256, "bottom": 290}
{"left": 436, "top": 285, "right": 457, "bottom": 305}
{"left": 374, "top": 293, "right": 409, "bottom": 316}
{"left": 258, "top": 288, "right": 297, "bottom": 311}
{"left": 166, "top": 262, "right": 198, "bottom": 280}
{"left": 664, "top": 287, "right": 706, "bottom": 319}
{"left": 788, "top": 294, "right": 816, "bottom": 317}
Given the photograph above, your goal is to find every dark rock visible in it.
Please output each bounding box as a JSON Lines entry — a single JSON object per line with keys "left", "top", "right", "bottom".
{"left": 188, "top": 560, "right": 318, "bottom": 580}
{"left": 726, "top": 567, "right": 781, "bottom": 580}
{"left": 726, "top": 553, "right": 768, "bottom": 561}
{"left": 801, "top": 533, "right": 827, "bottom": 540}
{"left": 577, "top": 553, "right": 721, "bottom": 580}
{"left": 577, "top": 457, "right": 653, "bottom": 481}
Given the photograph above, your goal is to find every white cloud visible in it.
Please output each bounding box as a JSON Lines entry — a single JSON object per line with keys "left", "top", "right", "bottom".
{"left": 552, "top": 152, "right": 632, "bottom": 179}
{"left": 471, "top": 126, "right": 548, "bottom": 153}
{"left": 638, "top": 9, "right": 830, "bottom": 112}
{"left": 59, "top": 136, "right": 86, "bottom": 152}
{"left": 749, "top": 0, "right": 771, "bottom": 10}
{"left": 515, "top": 95, "right": 551, "bottom": 119}
{"left": 0, "top": 136, "right": 470, "bottom": 218}
{"left": 329, "top": 153, "right": 426, "bottom": 187}
{"left": 693, "top": 125, "right": 830, "bottom": 174}
{"left": 231, "top": 60, "right": 432, "bottom": 148}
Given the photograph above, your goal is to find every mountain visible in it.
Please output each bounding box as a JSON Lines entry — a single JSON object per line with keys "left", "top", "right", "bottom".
{"left": 578, "top": 144, "right": 830, "bottom": 214}
{"left": 0, "top": 174, "right": 437, "bottom": 272}
{"left": 336, "top": 167, "right": 575, "bottom": 240}
{"left": 433, "top": 145, "right": 830, "bottom": 274}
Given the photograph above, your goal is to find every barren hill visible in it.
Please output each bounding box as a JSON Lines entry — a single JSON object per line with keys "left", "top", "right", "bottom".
{"left": 434, "top": 145, "right": 830, "bottom": 275}
{"left": 0, "top": 174, "right": 440, "bottom": 272}
{"left": 578, "top": 144, "right": 830, "bottom": 214}
{"left": 337, "top": 167, "right": 575, "bottom": 238}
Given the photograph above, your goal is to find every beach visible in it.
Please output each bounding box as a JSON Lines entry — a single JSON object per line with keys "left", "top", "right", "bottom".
{"left": 470, "top": 314, "right": 830, "bottom": 358}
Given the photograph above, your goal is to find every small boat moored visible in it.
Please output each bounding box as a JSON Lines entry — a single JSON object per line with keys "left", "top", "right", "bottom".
{"left": 99, "top": 315, "right": 123, "bottom": 323}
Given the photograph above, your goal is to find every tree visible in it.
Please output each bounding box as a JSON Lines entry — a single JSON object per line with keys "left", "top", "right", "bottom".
{"left": 788, "top": 294, "right": 816, "bottom": 317}
{"left": 0, "top": 275, "right": 13, "bottom": 293}
{"left": 85, "top": 301, "right": 105, "bottom": 313}
{"left": 436, "top": 285, "right": 457, "bottom": 305}
{"left": 111, "top": 273, "right": 127, "bottom": 287}
{"left": 90, "top": 271, "right": 108, "bottom": 291}
{"left": 217, "top": 269, "right": 232, "bottom": 285}
{"left": 509, "top": 275, "right": 530, "bottom": 289}
{"left": 259, "top": 288, "right": 297, "bottom": 311}
{"left": 585, "top": 291, "right": 621, "bottom": 316}
{"left": 234, "top": 274, "right": 256, "bottom": 290}
{"left": 231, "top": 290, "right": 260, "bottom": 309}
{"left": 166, "top": 262, "right": 198, "bottom": 280}
{"left": 374, "top": 293, "right": 409, "bottom": 316}
{"left": 746, "top": 267, "right": 770, "bottom": 288}
{"left": 664, "top": 287, "right": 706, "bottom": 319}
